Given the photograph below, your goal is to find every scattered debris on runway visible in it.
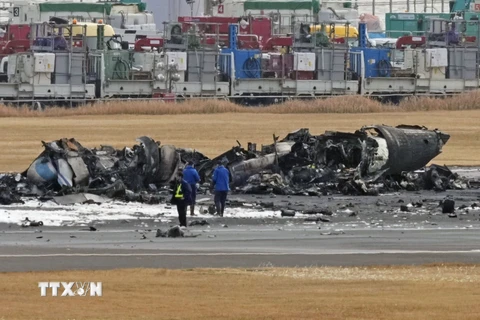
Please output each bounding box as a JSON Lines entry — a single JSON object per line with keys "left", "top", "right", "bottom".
{"left": 441, "top": 199, "right": 456, "bottom": 214}
{"left": 189, "top": 220, "right": 210, "bottom": 227}
{"left": 155, "top": 226, "right": 200, "bottom": 238}
{"left": 0, "top": 124, "right": 472, "bottom": 205}
{"left": 21, "top": 218, "right": 43, "bottom": 227}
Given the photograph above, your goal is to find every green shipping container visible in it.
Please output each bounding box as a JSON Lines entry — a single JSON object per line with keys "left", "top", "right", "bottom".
{"left": 462, "top": 12, "right": 480, "bottom": 36}
{"left": 386, "top": 12, "right": 480, "bottom": 38}
{"left": 38, "top": 1, "right": 147, "bottom": 16}
{"left": 385, "top": 13, "right": 450, "bottom": 37}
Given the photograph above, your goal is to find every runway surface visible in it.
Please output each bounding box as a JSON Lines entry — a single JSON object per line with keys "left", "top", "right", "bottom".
{"left": 1, "top": 167, "right": 480, "bottom": 272}
{"left": 1, "top": 226, "right": 480, "bottom": 271}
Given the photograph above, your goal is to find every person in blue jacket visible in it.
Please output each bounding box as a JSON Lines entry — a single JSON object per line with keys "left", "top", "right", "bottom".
{"left": 212, "top": 159, "right": 230, "bottom": 217}
{"left": 183, "top": 161, "right": 200, "bottom": 216}
{"left": 171, "top": 170, "right": 192, "bottom": 227}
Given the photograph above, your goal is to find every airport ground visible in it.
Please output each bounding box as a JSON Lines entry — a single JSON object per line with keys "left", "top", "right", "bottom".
{"left": 1, "top": 109, "right": 480, "bottom": 319}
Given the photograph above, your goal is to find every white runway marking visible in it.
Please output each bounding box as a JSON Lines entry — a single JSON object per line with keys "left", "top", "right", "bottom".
{"left": 1, "top": 250, "right": 480, "bottom": 258}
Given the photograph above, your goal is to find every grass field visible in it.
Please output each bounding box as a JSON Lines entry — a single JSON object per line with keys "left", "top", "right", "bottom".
{"left": 2, "top": 98, "right": 480, "bottom": 319}
{"left": 1, "top": 265, "right": 480, "bottom": 320}
{"left": 1, "top": 109, "right": 480, "bottom": 172}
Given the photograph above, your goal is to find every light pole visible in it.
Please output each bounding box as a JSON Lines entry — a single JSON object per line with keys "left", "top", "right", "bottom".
{"left": 186, "top": 0, "right": 195, "bottom": 17}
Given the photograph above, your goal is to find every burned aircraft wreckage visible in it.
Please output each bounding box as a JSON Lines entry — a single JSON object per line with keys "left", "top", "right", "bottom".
{"left": 0, "top": 124, "right": 465, "bottom": 205}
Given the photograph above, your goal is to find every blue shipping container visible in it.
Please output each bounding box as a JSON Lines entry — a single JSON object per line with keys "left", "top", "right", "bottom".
{"left": 349, "top": 48, "right": 391, "bottom": 78}
{"left": 220, "top": 48, "right": 262, "bottom": 79}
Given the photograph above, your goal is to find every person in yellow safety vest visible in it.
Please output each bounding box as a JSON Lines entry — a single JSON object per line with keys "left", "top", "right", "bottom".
{"left": 170, "top": 170, "right": 192, "bottom": 227}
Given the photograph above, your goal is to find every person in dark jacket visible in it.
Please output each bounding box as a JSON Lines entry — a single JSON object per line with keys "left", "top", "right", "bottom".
{"left": 183, "top": 161, "right": 200, "bottom": 216}
{"left": 171, "top": 171, "right": 192, "bottom": 227}
{"left": 212, "top": 159, "right": 230, "bottom": 217}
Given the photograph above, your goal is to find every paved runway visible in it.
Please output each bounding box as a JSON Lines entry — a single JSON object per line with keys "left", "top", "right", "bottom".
{"left": 1, "top": 226, "right": 480, "bottom": 271}
{"left": 0, "top": 167, "right": 479, "bottom": 271}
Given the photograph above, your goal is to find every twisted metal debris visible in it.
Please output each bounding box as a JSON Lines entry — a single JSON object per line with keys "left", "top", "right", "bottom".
{"left": 0, "top": 124, "right": 468, "bottom": 204}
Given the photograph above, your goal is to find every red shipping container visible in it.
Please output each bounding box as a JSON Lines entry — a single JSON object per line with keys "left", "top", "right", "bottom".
{"left": 291, "top": 71, "right": 314, "bottom": 80}
{"left": 153, "top": 92, "right": 176, "bottom": 103}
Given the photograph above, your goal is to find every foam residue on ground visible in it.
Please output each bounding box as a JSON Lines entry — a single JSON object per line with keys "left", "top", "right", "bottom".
{"left": 0, "top": 197, "right": 281, "bottom": 226}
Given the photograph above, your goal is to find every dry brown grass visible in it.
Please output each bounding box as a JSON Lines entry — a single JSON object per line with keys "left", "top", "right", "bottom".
{"left": 3, "top": 90, "right": 480, "bottom": 117}
{"left": 1, "top": 109, "right": 479, "bottom": 172}
{"left": 0, "top": 96, "right": 388, "bottom": 117}
{"left": 1, "top": 264, "right": 480, "bottom": 320}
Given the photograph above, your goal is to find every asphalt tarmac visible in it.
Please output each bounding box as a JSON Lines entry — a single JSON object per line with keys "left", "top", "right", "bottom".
{"left": 1, "top": 225, "right": 480, "bottom": 271}
{"left": 1, "top": 167, "right": 479, "bottom": 272}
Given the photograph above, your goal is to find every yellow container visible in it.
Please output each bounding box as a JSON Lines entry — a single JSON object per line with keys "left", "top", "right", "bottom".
{"left": 309, "top": 24, "right": 359, "bottom": 38}
{"left": 57, "top": 22, "right": 116, "bottom": 37}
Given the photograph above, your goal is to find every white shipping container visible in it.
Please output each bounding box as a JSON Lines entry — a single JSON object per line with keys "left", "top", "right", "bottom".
{"left": 426, "top": 48, "right": 448, "bottom": 68}
{"left": 166, "top": 52, "right": 187, "bottom": 71}
{"left": 293, "top": 52, "right": 315, "bottom": 71}
{"left": 7, "top": 54, "right": 17, "bottom": 78}
{"left": 402, "top": 48, "right": 415, "bottom": 70}
{"left": 34, "top": 53, "right": 55, "bottom": 73}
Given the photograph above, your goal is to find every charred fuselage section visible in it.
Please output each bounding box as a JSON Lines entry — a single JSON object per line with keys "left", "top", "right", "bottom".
{"left": 0, "top": 124, "right": 458, "bottom": 204}
{"left": 225, "top": 125, "right": 452, "bottom": 195}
